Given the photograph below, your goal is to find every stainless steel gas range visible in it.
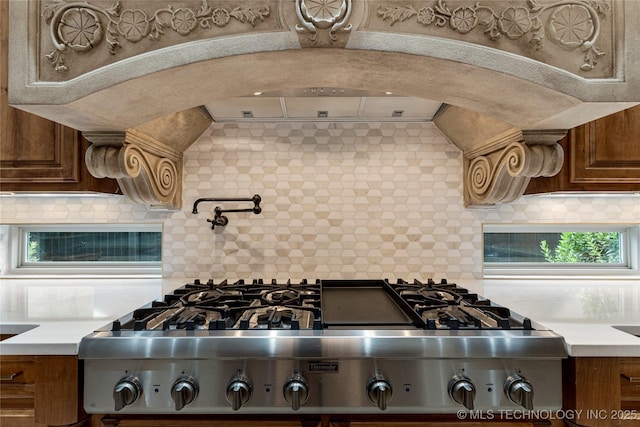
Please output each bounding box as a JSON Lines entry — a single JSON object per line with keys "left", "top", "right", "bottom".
{"left": 79, "top": 279, "right": 566, "bottom": 415}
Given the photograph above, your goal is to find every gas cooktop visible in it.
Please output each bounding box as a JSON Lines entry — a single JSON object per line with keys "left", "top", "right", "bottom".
{"left": 80, "top": 278, "right": 566, "bottom": 415}
{"left": 111, "top": 278, "right": 533, "bottom": 332}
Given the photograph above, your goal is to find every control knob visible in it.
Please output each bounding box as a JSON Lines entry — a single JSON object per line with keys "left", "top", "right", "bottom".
{"left": 448, "top": 374, "right": 476, "bottom": 410}
{"left": 367, "top": 373, "right": 393, "bottom": 411}
{"left": 504, "top": 374, "right": 534, "bottom": 410}
{"left": 171, "top": 377, "right": 198, "bottom": 411}
{"left": 226, "top": 373, "right": 252, "bottom": 411}
{"left": 113, "top": 377, "right": 142, "bottom": 411}
{"left": 283, "top": 372, "right": 309, "bottom": 411}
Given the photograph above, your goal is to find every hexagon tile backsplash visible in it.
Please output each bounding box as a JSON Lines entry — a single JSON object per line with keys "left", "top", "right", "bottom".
{"left": 1, "top": 122, "right": 638, "bottom": 280}
{"left": 175, "top": 121, "right": 467, "bottom": 280}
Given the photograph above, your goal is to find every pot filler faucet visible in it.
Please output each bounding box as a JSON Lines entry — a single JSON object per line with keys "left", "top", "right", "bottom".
{"left": 192, "top": 195, "right": 262, "bottom": 229}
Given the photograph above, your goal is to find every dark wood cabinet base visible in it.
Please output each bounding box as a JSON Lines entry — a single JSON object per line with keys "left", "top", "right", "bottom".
{"left": 0, "top": 355, "right": 86, "bottom": 427}
{"left": 563, "top": 357, "right": 640, "bottom": 427}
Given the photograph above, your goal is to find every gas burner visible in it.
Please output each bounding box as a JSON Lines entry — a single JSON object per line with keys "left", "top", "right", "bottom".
{"left": 234, "top": 302, "right": 321, "bottom": 330}
{"left": 419, "top": 289, "right": 463, "bottom": 304}
{"left": 388, "top": 279, "right": 531, "bottom": 330}
{"left": 400, "top": 289, "right": 462, "bottom": 307}
{"left": 256, "top": 307, "right": 293, "bottom": 328}
{"left": 181, "top": 289, "right": 245, "bottom": 306}
{"left": 417, "top": 306, "right": 480, "bottom": 329}
{"left": 242, "top": 306, "right": 301, "bottom": 329}
{"left": 172, "top": 307, "right": 211, "bottom": 330}
{"left": 262, "top": 289, "right": 303, "bottom": 305}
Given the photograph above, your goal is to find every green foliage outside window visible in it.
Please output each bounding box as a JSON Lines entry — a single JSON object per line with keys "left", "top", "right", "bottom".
{"left": 540, "top": 232, "right": 621, "bottom": 263}
{"left": 27, "top": 240, "right": 39, "bottom": 262}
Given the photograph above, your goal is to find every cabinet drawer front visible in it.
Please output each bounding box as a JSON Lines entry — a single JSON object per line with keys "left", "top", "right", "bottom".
{"left": 620, "top": 360, "right": 640, "bottom": 380}
{"left": 621, "top": 360, "right": 640, "bottom": 411}
{"left": 0, "top": 384, "right": 35, "bottom": 400}
{"left": 621, "top": 375, "right": 640, "bottom": 409}
{"left": 0, "top": 356, "right": 36, "bottom": 410}
{"left": 0, "top": 357, "right": 36, "bottom": 386}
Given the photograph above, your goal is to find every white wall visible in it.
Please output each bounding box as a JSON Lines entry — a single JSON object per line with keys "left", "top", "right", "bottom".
{"left": 1, "top": 122, "right": 638, "bottom": 280}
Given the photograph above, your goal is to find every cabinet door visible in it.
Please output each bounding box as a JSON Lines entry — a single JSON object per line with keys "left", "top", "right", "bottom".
{"left": 34, "top": 355, "right": 86, "bottom": 426}
{"left": 0, "top": 1, "right": 117, "bottom": 193}
{"left": 526, "top": 105, "right": 640, "bottom": 194}
{"left": 570, "top": 106, "right": 640, "bottom": 185}
{"left": 564, "top": 357, "right": 640, "bottom": 427}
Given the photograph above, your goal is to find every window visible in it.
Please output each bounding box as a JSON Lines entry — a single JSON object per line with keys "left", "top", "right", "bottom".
{"left": 9, "top": 224, "right": 162, "bottom": 276}
{"left": 483, "top": 224, "right": 639, "bottom": 277}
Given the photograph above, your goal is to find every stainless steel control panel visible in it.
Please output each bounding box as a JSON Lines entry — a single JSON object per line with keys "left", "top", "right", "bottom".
{"left": 83, "top": 358, "right": 562, "bottom": 414}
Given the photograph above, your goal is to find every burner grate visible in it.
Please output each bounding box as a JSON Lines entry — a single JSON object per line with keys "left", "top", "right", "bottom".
{"left": 110, "top": 278, "right": 532, "bottom": 332}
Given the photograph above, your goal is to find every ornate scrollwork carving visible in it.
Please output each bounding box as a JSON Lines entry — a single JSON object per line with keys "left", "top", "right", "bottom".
{"left": 295, "top": 0, "right": 352, "bottom": 45}
{"left": 121, "top": 144, "right": 179, "bottom": 202}
{"left": 466, "top": 141, "right": 564, "bottom": 206}
{"left": 85, "top": 139, "right": 180, "bottom": 208}
{"left": 43, "top": 0, "right": 271, "bottom": 72}
{"left": 376, "top": 0, "right": 610, "bottom": 71}
{"left": 82, "top": 108, "right": 211, "bottom": 210}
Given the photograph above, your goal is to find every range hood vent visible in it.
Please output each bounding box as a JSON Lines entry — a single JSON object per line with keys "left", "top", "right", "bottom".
{"left": 204, "top": 90, "right": 443, "bottom": 122}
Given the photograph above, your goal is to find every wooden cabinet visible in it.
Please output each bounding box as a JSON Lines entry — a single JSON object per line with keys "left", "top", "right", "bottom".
{"left": 0, "top": 355, "right": 87, "bottom": 427}
{"left": 0, "top": 1, "right": 117, "bottom": 194}
{"left": 620, "top": 360, "right": 640, "bottom": 413}
{"left": 564, "top": 357, "right": 640, "bottom": 427}
{"left": 526, "top": 105, "right": 640, "bottom": 194}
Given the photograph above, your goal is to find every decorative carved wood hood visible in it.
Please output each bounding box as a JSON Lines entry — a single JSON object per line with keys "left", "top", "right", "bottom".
{"left": 7, "top": 0, "right": 640, "bottom": 209}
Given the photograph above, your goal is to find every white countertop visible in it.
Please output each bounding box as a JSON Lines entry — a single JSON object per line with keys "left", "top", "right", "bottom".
{"left": 0, "top": 278, "right": 185, "bottom": 355}
{"left": 479, "top": 279, "right": 640, "bottom": 357}
{"left": 1, "top": 277, "right": 638, "bottom": 357}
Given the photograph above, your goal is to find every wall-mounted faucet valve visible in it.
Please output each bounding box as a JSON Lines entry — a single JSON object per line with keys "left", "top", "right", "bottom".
{"left": 192, "top": 195, "right": 262, "bottom": 230}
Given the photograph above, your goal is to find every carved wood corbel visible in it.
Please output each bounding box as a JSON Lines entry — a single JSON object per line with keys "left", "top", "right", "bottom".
{"left": 465, "top": 137, "right": 564, "bottom": 206}
{"left": 84, "top": 131, "right": 182, "bottom": 209}
{"left": 83, "top": 107, "right": 212, "bottom": 210}
{"left": 433, "top": 105, "right": 566, "bottom": 207}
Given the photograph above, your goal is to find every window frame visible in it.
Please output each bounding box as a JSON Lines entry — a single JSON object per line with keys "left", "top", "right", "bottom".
{"left": 482, "top": 223, "right": 640, "bottom": 278}
{"left": 8, "top": 224, "right": 163, "bottom": 277}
